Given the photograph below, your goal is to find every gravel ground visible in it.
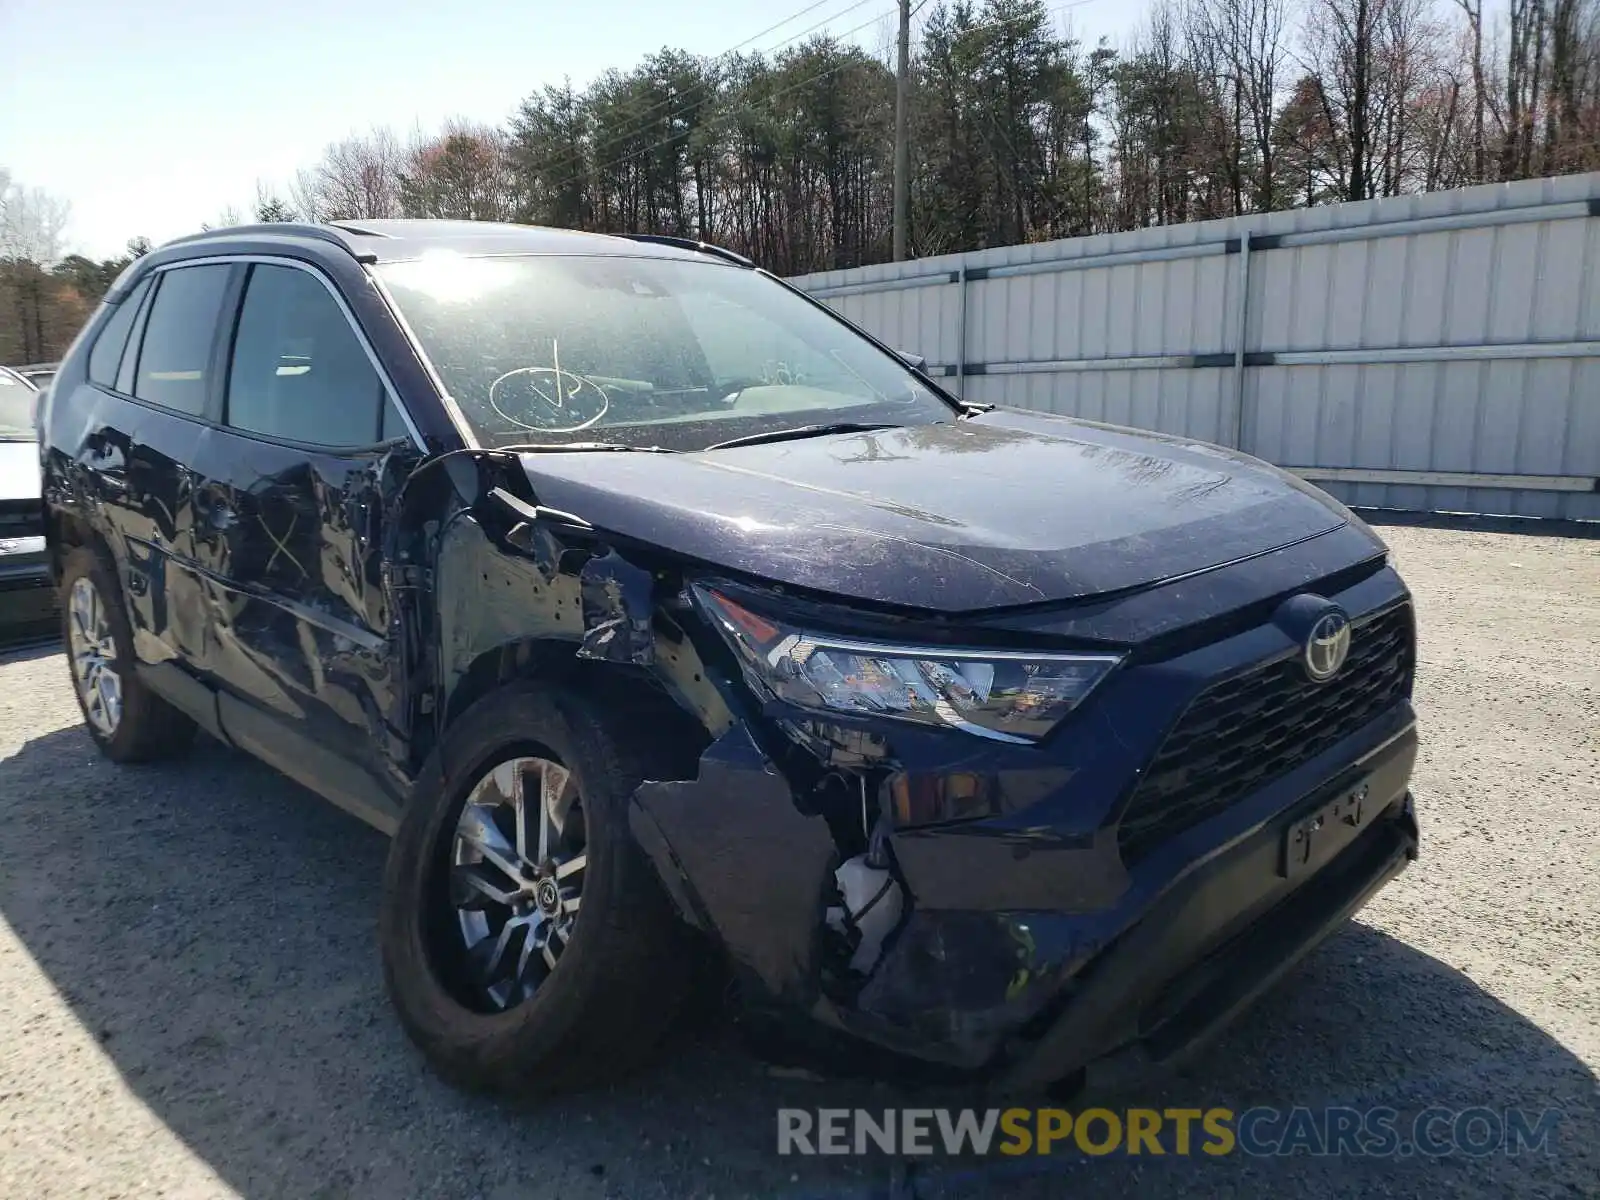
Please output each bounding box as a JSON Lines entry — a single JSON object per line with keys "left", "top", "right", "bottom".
{"left": 0, "top": 520, "right": 1595, "bottom": 1200}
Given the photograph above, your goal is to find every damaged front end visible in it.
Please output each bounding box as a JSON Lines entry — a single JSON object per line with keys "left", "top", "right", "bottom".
{"left": 417, "top": 449, "right": 1418, "bottom": 1093}
{"left": 619, "top": 570, "right": 1419, "bottom": 1092}
{"left": 624, "top": 578, "right": 1139, "bottom": 1081}
{"left": 411, "top": 449, "right": 1102, "bottom": 1078}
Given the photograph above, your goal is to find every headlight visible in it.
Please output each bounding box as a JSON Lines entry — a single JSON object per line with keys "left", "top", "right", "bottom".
{"left": 695, "top": 586, "right": 1122, "bottom": 744}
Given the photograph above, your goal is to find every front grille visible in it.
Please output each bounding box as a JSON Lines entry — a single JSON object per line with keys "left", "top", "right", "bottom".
{"left": 0, "top": 497, "right": 43, "bottom": 540}
{"left": 1117, "top": 603, "right": 1414, "bottom": 863}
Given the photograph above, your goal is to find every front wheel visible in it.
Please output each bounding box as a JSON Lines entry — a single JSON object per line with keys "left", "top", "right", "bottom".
{"left": 379, "top": 681, "right": 695, "bottom": 1095}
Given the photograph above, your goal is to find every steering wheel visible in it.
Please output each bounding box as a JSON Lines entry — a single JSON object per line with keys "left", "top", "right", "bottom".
{"left": 488, "top": 366, "right": 611, "bottom": 434}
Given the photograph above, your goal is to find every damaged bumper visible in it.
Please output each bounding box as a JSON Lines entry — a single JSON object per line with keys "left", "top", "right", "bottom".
{"left": 631, "top": 716, "right": 1417, "bottom": 1086}
{"left": 627, "top": 573, "right": 1421, "bottom": 1087}
{"left": 1000, "top": 780, "right": 1417, "bottom": 1092}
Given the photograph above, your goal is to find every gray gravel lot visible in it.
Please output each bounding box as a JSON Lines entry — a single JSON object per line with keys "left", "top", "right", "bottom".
{"left": 0, "top": 521, "right": 1596, "bottom": 1200}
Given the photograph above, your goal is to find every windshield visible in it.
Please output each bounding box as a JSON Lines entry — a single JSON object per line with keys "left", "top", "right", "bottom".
{"left": 0, "top": 370, "right": 37, "bottom": 441}
{"left": 376, "top": 253, "right": 955, "bottom": 451}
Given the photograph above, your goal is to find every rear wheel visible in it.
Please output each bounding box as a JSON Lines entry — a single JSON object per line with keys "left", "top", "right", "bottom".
{"left": 379, "top": 681, "right": 695, "bottom": 1095}
{"left": 60, "top": 549, "right": 195, "bottom": 762}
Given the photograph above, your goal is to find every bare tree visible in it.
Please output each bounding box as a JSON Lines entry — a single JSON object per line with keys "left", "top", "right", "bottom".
{"left": 0, "top": 169, "right": 72, "bottom": 264}
{"left": 1451, "top": 0, "right": 1489, "bottom": 179}
{"left": 1191, "top": 0, "right": 1290, "bottom": 210}
{"left": 399, "top": 120, "right": 517, "bottom": 220}
{"left": 201, "top": 204, "right": 244, "bottom": 232}
{"left": 1501, "top": 0, "right": 1549, "bottom": 179}
{"left": 1538, "top": 0, "right": 1598, "bottom": 172}
{"left": 293, "top": 126, "right": 409, "bottom": 221}
{"left": 1302, "top": 0, "right": 1387, "bottom": 200}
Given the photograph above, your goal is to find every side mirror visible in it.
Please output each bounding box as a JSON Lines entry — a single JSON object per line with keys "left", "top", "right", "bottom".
{"left": 896, "top": 350, "right": 927, "bottom": 371}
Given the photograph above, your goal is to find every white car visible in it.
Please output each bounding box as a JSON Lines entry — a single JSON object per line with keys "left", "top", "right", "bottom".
{"left": 0, "top": 366, "right": 53, "bottom": 634}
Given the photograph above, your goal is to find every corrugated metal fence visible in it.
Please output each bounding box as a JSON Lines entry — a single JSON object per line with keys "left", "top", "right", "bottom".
{"left": 790, "top": 174, "right": 1600, "bottom": 521}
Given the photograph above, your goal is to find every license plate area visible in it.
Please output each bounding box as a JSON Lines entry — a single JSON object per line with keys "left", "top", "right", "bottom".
{"left": 1280, "top": 777, "right": 1373, "bottom": 880}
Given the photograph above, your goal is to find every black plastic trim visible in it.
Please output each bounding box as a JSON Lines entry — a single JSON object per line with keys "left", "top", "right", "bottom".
{"left": 620, "top": 234, "right": 755, "bottom": 268}
{"left": 160, "top": 223, "right": 372, "bottom": 260}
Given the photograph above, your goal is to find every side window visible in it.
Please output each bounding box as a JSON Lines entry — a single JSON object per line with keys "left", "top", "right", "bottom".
{"left": 133, "top": 265, "right": 232, "bottom": 416}
{"left": 88, "top": 276, "right": 152, "bottom": 388}
{"left": 226, "top": 263, "right": 390, "bottom": 446}
{"left": 115, "top": 282, "right": 155, "bottom": 395}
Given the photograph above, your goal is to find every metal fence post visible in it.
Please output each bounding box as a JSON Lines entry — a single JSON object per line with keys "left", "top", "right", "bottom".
{"left": 1231, "top": 230, "right": 1251, "bottom": 450}
{"left": 955, "top": 264, "right": 968, "bottom": 401}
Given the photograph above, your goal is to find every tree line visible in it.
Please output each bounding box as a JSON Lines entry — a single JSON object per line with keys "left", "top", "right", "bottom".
{"left": 5, "top": 0, "right": 1599, "bottom": 364}
{"left": 0, "top": 166, "right": 151, "bottom": 365}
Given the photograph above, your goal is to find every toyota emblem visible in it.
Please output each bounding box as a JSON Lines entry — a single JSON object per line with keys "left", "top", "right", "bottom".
{"left": 1304, "top": 611, "right": 1352, "bottom": 681}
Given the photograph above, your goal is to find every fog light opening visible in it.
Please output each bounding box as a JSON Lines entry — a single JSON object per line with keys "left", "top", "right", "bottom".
{"left": 887, "top": 770, "right": 997, "bottom": 828}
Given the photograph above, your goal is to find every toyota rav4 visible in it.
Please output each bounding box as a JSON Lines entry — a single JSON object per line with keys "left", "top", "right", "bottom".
{"left": 38, "top": 220, "right": 1420, "bottom": 1096}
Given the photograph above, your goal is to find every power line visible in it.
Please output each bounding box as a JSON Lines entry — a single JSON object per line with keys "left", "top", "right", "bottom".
{"left": 547, "top": 5, "right": 899, "bottom": 196}
{"left": 527, "top": 0, "right": 882, "bottom": 188}
{"left": 548, "top": 0, "right": 1095, "bottom": 201}
{"left": 729, "top": 0, "right": 860, "bottom": 55}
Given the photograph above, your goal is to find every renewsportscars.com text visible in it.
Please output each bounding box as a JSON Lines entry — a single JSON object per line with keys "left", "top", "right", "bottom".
{"left": 776, "top": 1106, "right": 1561, "bottom": 1158}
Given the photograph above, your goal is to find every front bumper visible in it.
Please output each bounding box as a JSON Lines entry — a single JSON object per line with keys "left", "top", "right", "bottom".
{"left": 631, "top": 565, "right": 1420, "bottom": 1083}
{"left": 1001, "top": 771, "right": 1417, "bottom": 1091}
{"left": 0, "top": 545, "right": 56, "bottom": 635}
{"left": 633, "top": 716, "right": 1418, "bottom": 1083}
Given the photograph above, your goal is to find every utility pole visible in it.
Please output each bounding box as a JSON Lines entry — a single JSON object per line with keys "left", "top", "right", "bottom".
{"left": 892, "top": 0, "right": 910, "bottom": 261}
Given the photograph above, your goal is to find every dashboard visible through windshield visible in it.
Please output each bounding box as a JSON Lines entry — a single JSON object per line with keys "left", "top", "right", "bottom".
{"left": 375, "top": 252, "right": 956, "bottom": 451}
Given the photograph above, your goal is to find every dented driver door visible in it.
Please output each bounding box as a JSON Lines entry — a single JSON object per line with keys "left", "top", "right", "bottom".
{"left": 187, "top": 259, "right": 418, "bottom": 831}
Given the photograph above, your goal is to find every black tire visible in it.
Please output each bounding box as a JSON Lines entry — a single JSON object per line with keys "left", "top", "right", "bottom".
{"left": 379, "top": 680, "right": 695, "bottom": 1095}
{"left": 59, "top": 547, "right": 196, "bottom": 763}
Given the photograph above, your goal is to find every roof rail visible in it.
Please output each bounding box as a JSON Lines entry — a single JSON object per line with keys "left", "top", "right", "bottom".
{"left": 621, "top": 233, "right": 755, "bottom": 268}
{"left": 159, "top": 223, "right": 375, "bottom": 260}
{"left": 325, "top": 220, "right": 396, "bottom": 237}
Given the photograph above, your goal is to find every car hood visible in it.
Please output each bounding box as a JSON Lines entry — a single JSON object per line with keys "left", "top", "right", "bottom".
{"left": 0, "top": 440, "right": 40, "bottom": 503}
{"left": 517, "top": 410, "right": 1349, "bottom": 613}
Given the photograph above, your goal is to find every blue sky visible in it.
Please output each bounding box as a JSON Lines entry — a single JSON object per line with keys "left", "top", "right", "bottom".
{"left": 2, "top": 0, "right": 1127, "bottom": 259}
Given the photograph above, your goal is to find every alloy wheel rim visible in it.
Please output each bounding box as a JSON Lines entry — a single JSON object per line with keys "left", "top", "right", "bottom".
{"left": 449, "top": 755, "right": 586, "bottom": 1011}
{"left": 68, "top": 576, "right": 122, "bottom": 738}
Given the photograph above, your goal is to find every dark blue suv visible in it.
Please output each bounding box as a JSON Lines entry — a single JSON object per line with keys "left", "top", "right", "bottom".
{"left": 38, "top": 220, "right": 1419, "bottom": 1095}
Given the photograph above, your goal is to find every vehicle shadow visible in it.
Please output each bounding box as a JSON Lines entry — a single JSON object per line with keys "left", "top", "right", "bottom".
{"left": 1358, "top": 508, "right": 1600, "bottom": 539}
{"left": 0, "top": 630, "right": 61, "bottom": 661}
{"left": 0, "top": 725, "right": 1593, "bottom": 1200}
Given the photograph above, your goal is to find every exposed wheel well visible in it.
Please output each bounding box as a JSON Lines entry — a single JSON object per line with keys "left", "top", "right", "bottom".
{"left": 440, "top": 640, "right": 711, "bottom": 782}
{"left": 49, "top": 509, "right": 115, "bottom": 585}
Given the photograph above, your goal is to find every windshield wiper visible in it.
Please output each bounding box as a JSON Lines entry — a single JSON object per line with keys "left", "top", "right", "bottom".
{"left": 498, "top": 441, "right": 677, "bottom": 454}
{"left": 703, "top": 422, "right": 906, "bottom": 452}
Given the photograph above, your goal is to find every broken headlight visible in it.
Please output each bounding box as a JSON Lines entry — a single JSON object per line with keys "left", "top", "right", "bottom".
{"left": 695, "top": 587, "right": 1122, "bottom": 744}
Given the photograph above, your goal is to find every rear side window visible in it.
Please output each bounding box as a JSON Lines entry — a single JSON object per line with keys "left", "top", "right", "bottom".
{"left": 226, "top": 263, "right": 391, "bottom": 446}
{"left": 133, "top": 265, "right": 232, "bottom": 416}
{"left": 88, "top": 276, "right": 153, "bottom": 388}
